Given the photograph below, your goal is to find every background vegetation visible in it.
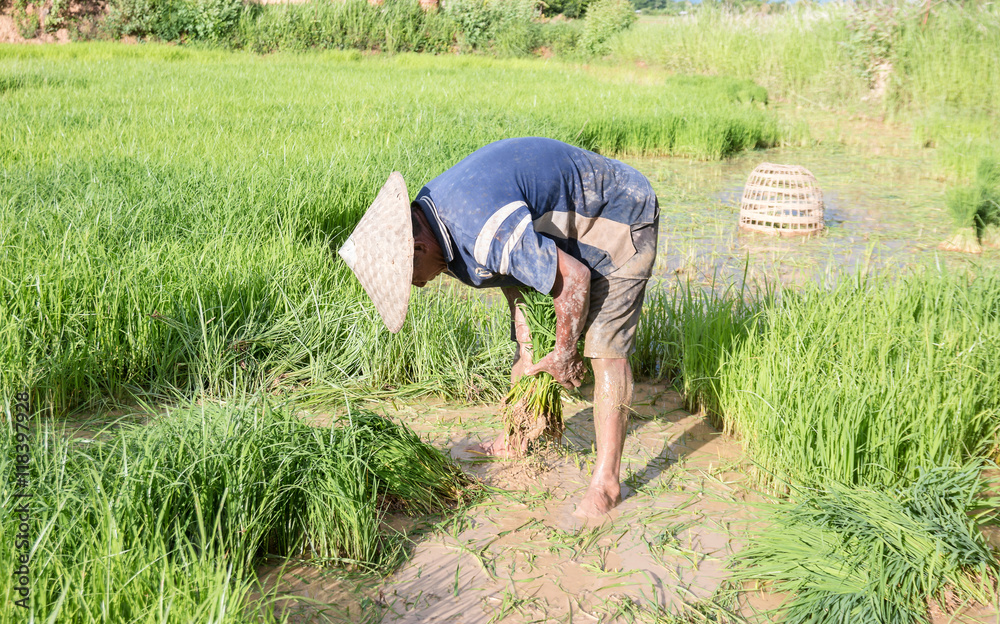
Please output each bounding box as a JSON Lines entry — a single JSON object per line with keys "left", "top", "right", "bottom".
{"left": 0, "top": 44, "right": 778, "bottom": 415}
{"left": 607, "top": 2, "right": 1000, "bottom": 177}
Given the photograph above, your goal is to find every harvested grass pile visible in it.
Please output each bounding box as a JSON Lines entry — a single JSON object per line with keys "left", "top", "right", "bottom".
{"left": 499, "top": 291, "right": 565, "bottom": 455}
{"left": 0, "top": 399, "right": 472, "bottom": 622}
{"left": 940, "top": 157, "right": 1000, "bottom": 253}
{"left": 735, "top": 465, "right": 999, "bottom": 623}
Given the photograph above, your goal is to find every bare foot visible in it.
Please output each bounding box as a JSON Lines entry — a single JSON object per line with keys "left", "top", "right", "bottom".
{"left": 469, "top": 433, "right": 524, "bottom": 459}
{"left": 573, "top": 482, "right": 622, "bottom": 519}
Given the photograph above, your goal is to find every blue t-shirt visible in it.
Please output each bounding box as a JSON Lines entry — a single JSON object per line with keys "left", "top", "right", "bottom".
{"left": 414, "top": 137, "right": 658, "bottom": 294}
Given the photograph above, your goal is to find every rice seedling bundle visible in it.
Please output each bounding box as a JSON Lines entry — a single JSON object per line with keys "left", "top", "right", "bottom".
{"left": 734, "top": 465, "right": 998, "bottom": 623}
{"left": 0, "top": 399, "right": 471, "bottom": 622}
{"left": 499, "top": 291, "right": 565, "bottom": 455}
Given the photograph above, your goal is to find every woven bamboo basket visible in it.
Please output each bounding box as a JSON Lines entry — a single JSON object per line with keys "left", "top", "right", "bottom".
{"left": 739, "top": 163, "right": 824, "bottom": 236}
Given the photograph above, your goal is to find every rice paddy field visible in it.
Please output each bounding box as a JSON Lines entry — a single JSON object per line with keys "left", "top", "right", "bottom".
{"left": 3, "top": 3, "right": 1000, "bottom": 622}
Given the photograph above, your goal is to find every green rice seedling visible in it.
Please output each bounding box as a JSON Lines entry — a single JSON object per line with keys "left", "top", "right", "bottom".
{"left": 940, "top": 158, "right": 1000, "bottom": 253}
{"left": 499, "top": 290, "right": 565, "bottom": 455}
{"left": 0, "top": 44, "right": 780, "bottom": 416}
{"left": 941, "top": 185, "right": 985, "bottom": 253}
{"left": 675, "top": 273, "right": 771, "bottom": 429}
{"left": 345, "top": 408, "right": 473, "bottom": 514}
{"left": 718, "top": 269, "right": 1000, "bottom": 490}
{"left": 734, "top": 465, "right": 999, "bottom": 623}
{"left": 0, "top": 398, "right": 472, "bottom": 622}
{"left": 630, "top": 283, "right": 683, "bottom": 381}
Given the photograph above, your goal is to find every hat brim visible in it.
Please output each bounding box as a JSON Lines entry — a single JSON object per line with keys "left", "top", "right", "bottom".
{"left": 338, "top": 172, "right": 413, "bottom": 333}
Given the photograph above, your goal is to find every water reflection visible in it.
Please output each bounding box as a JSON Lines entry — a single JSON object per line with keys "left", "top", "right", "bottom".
{"left": 626, "top": 144, "right": 995, "bottom": 292}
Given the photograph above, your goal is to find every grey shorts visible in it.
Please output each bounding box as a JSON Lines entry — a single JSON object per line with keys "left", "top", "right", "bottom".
{"left": 582, "top": 216, "right": 659, "bottom": 359}
{"left": 510, "top": 214, "right": 659, "bottom": 360}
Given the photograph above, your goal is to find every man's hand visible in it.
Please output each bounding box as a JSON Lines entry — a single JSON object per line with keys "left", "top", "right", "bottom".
{"left": 503, "top": 249, "right": 590, "bottom": 390}
{"left": 511, "top": 342, "right": 532, "bottom": 384}
{"left": 525, "top": 345, "right": 586, "bottom": 390}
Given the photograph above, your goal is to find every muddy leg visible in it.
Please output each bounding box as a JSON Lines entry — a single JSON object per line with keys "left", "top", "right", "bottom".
{"left": 575, "top": 357, "right": 631, "bottom": 518}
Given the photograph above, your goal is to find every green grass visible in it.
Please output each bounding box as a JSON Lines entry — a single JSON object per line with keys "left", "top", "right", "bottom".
{"left": 0, "top": 398, "right": 470, "bottom": 622}
{"left": 734, "top": 465, "right": 999, "bottom": 623}
{"left": 0, "top": 43, "right": 780, "bottom": 415}
{"left": 638, "top": 268, "right": 1000, "bottom": 490}
{"left": 608, "top": 6, "right": 866, "bottom": 108}
{"left": 610, "top": 4, "right": 1000, "bottom": 117}
{"left": 642, "top": 269, "right": 1000, "bottom": 491}
{"left": 717, "top": 270, "right": 1000, "bottom": 489}
{"left": 647, "top": 267, "right": 1000, "bottom": 617}
{"left": 609, "top": 5, "right": 1000, "bottom": 177}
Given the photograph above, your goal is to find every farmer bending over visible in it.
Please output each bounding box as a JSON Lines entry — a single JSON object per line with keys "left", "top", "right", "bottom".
{"left": 338, "top": 137, "right": 659, "bottom": 518}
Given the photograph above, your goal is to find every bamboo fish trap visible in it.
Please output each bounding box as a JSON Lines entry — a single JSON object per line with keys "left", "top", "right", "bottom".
{"left": 739, "top": 163, "right": 824, "bottom": 236}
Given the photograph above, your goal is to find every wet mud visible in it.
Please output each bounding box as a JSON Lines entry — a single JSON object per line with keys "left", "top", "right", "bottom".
{"left": 262, "top": 384, "right": 760, "bottom": 622}
{"left": 260, "top": 383, "right": 1000, "bottom": 623}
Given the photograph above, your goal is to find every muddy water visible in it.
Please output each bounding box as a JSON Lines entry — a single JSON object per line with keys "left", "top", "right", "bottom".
{"left": 630, "top": 139, "right": 999, "bottom": 292}
{"left": 263, "top": 387, "right": 1000, "bottom": 624}
{"left": 262, "top": 384, "right": 761, "bottom": 623}
{"left": 381, "top": 385, "right": 750, "bottom": 623}
{"left": 268, "top": 383, "right": 1000, "bottom": 623}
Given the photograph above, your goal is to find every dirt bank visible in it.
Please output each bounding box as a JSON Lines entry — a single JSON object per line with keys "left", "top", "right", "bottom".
{"left": 0, "top": 0, "right": 106, "bottom": 43}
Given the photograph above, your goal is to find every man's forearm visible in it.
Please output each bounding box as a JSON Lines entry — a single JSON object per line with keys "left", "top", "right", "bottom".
{"left": 502, "top": 286, "right": 532, "bottom": 346}
{"left": 550, "top": 248, "right": 590, "bottom": 355}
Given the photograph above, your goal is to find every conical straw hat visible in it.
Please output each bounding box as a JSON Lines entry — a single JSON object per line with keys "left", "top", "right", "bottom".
{"left": 338, "top": 172, "right": 413, "bottom": 333}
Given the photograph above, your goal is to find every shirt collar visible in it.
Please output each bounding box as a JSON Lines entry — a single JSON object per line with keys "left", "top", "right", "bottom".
{"left": 416, "top": 194, "right": 455, "bottom": 264}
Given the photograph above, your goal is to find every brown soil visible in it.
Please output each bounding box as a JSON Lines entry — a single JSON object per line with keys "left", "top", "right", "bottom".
{"left": 258, "top": 382, "right": 1000, "bottom": 623}
{"left": 0, "top": 0, "right": 104, "bottom": 43}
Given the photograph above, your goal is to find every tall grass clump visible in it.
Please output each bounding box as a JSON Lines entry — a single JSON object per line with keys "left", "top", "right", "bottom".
{"left": 233, "top": 0, "right": 457, "bottom": 55}
{"left": 578, "top": 0, "right": 637, "bottom": 56}
{"left": 900, "top": 4, "right": 1000, "bottom": 177}
{"left": 735, "top": 465, "right": 999, "bottom": 623}
{"left": 443, "top": 0, "right": 540, "bottom": 56}
{"left": 0, "top": 399, "right": 471, "bottom": 622}
{"left": 608, "top": 3, "right": 1000, "bottom": 179}
{"left": 893, "top": 3, "right": 1000, "bottom": 118}
{"left": 665, "top": 275, "right": 768, "bottom": 428}
{"left": 113, "top": 0, "right": 543, "bottom": 55}
{"left": 0, "top": 44, "right": 780, "bottom": 415}
{"left": 939, "top": 158, "right": 1000, "bottom": 253}
{"left": 499, "top": 291, "right": 564, "bottom": 455}
{"left": 718, "top": 270, "right": 1000, "bottom": 490}
{"left": 107, "top": 0, "right": 244, "bottom": 41}
{"left": 607, "top": 5, "right": 865, "bottom": 106}
{"left": 630, "top": 284, "right": 682, "bottom": 380}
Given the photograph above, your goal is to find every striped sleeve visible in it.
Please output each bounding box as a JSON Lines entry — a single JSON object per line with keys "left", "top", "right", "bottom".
{"left": 474, "top": 202, "right": 558, "bottom": 294}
